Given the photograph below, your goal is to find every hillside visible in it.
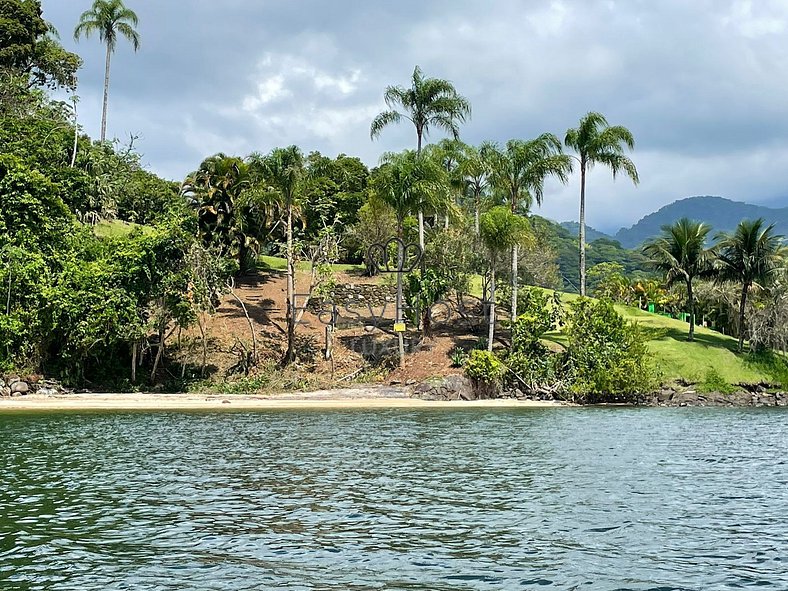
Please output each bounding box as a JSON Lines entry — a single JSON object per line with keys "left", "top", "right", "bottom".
{"left": 559, "top": 221, "right": 612, "bottom": 242}
{"left": 614, "top": 196, "right": 788, "bottom": 248}
{"left": 534, "top": 217, "right": 652, "bottom": 291}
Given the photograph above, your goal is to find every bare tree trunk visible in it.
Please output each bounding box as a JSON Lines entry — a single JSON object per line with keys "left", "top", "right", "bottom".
{"left": 737, "top": 284, "right": 748, "bottom": 353}
{"left": 198, "top": 314, "right": 207, "bottom": 377}
{"left": 70, "top": 95, "right": 78, "bottom": 167}
{"left": 100, "top": 43, "right": 111, "bottom": 142}
{"left": 487, "top": 262, "right": 496, "bottom": 352}
{"left": 151, "top": 325, "right": 175, "bottom": 383}
{"left": 229, "top": 282, "right": 257, "bottom": 364}
{"left": 131, "top": 341, "right": 136, "bottom": 384}
{"left": 578, "top": 162, "right": 587, "bottom": 296}
{"left": 687, "top": 279, "right": 695, "bottom": 342}
{"left": 511, "top": 243, "right": 518, "bottom": 320}
{"left": 283, "top": 204, "right": 296, "bottom": 364}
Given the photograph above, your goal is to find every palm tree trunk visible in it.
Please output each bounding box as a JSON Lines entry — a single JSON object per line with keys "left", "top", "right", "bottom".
{"left": 737, "top": 284, "right": 748, "bottom": 353}
{"left": 284, "top": 203, "right": 296, "bottom": 364}
{"left": 487, "top": 261, "right": 496, "bottom": 352}
{"left": 687, "top": 279, "right": 695, "bottom": 342}
{"left": 101, "top": 43, "right": 112, "bottom": 142}
{"left": 578, "top": 162, "right": 587, "bottom": 296}
{"left": 474, "top": 203, "right": 480, "bottom": 235}
{"left": 417, "top": 129, "right": 425, "bottom": 251}
{"left": 511, "top": 243, "right": 518, "bottom": 320}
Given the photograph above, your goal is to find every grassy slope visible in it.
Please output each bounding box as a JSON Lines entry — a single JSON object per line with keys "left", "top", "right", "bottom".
{"left": 470, "top": 277, "right": 776, "bottom": 385}
{"left": 94, "top": 220, "right": 152, "bottom": 238}
{"left": 258, "top": 255, "right": 365, "bottom": 274}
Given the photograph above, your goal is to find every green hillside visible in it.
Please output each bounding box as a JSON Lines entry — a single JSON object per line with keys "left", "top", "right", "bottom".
{"left": 614, "top": 196, "right": 788, "bottom": 248}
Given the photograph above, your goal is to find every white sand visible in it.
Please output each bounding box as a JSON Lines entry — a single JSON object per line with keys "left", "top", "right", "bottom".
{"left": 0, "top": 388, "right": 568, "bottom": 411}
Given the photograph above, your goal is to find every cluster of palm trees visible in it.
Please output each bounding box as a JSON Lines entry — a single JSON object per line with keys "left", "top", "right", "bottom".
{"left": 369, "top": 65, "right": 640, "bottom": 324}
{"left": 643, "top": 217, "right": 785, "bottom": 351}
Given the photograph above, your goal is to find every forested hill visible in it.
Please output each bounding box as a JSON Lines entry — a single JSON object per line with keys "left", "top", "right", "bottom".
{"left": 559, "top": 221, "right": 612, "bottom": 242}
{"left": 614, "top": 196, "right": 788, "bottom": 248}
{"left": 534, "top": 217, "right": 651, "bottom": 292}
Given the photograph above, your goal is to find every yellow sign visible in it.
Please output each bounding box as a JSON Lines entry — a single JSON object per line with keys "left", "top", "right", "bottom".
{"left": 393, "top": 322, "right": 406, "bottom": 333}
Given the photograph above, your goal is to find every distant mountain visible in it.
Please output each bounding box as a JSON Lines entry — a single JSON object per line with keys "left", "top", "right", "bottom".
{"left": 614, "top": 196, "right": 788, "bottom": 249}
{"left": 535, "top": 216, "right": 652, "bottom": 293}
{"left": 559, "top": 221, "right": 613, "bottom": 243}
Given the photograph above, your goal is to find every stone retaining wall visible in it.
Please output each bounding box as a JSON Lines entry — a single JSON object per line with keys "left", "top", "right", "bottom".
{"left": 309, "top": 283, "right": 397, "bottom": 310}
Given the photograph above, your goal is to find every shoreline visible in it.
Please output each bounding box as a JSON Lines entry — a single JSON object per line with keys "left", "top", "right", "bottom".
{"left": 0, "top": 388, "right": 569, "bottom": 411}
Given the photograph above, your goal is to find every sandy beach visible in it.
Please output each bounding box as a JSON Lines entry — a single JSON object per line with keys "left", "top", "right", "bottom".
{"left": 0, "top": 388, "right": 568, "bottom": 411}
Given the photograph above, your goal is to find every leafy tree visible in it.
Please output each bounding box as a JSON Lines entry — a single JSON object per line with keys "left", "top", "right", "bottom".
{"left": 483, "top": 135, "right": 571, "bottom": 320}
{"left": 563, "top": 298, "right": 655, "bottom": 402}
{"left": 642, "top": 218, "right": 715, "bottom": 341}
{"left": 370, "top": 65, "right": 471, "bottom": 249}
{"left": 74, "top": 0, "right": 140, "bottom": 141}
{"left": 715, "top": 218, "right": 784, "bottom": 352}
{"left": 479, "top": 206, "right": 530, "bottom": 351}
{"left": 181, "top": 153, "right": 252, "bottom": 268}
{"left": 565, "top": 112, "right": 639, "bottom": 296}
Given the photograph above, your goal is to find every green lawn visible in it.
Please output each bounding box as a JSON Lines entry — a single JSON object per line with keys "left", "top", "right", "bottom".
{"left": 93, "top": 220, "right": 152, "bottom": 238}
{"left": 470, "top": 276, "right": 783, "bottom": 386}
{"left": 258, "top": 255, "right": 365, "bottom": 274}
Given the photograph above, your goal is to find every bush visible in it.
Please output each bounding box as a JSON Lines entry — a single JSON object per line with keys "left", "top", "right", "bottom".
{"left": 464, "top": 349, "right": 504, "bottom": 384}
{"left": 699, "top": 367, "right": 736, "bottom": 395}
{"left": 563, "top": 298, "right": 656, "bottom": 402}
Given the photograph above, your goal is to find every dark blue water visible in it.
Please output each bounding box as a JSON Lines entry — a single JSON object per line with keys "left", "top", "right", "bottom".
{"left": 1, "top": 407, "right": 786, "bottom": 590}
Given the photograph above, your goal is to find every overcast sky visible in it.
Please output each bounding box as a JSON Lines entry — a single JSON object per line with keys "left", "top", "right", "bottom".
{"left": 41, "top": 0, "right": 788, "bottom": 233}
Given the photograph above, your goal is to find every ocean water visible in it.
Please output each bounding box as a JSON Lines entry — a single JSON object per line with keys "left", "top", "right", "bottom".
{"left": 1, "top": 407, "right": 786, "bottom": 590}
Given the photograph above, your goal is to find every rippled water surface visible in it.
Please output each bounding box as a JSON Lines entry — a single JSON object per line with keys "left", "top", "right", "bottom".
{"left": 1, "top": 407, "right": 787, "bottom": 590}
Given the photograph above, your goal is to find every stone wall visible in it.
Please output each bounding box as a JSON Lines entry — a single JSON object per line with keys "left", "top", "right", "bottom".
{"left": 310, "top": 283, "right": 397, "bottom": 310}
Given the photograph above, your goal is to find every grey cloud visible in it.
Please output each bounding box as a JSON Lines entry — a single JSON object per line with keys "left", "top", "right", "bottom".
{"left": 40, "top": 0, "right": 788, "bottom": 232}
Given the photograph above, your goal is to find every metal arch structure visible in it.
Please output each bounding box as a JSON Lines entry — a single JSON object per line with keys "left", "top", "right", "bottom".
{"left": 366, "top": 237, "right": 423, "bottom": 367}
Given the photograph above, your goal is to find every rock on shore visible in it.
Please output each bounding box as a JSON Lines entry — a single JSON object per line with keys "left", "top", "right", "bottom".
{"left": 0, "top": 376, "right": 67, "bottom": 398}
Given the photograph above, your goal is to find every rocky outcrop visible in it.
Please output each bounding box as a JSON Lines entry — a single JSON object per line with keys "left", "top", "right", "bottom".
{"left": 645, "top": 387, "right": 788, "bottom": 407}
{"left": 0, "top": 376, "right": 68, "bottom": 398}
{"left": 411, "top": 375, "right": 479, "bottom": 401}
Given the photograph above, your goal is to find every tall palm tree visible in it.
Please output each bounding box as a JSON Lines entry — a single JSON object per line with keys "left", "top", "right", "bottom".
{"left": 74, "top": 0, "right": 140, "bottom": 142}
{"left": 715, "top": 218, "right": 784, "bottom": 352}
{"left": 479, "top": 206, "right": 530, "bottom": 351}
{"left": 565, "top": 112, "right": 639, "bottom": 296}
{"left": 483, "top": 135, "right": 572, "bottom": 320}
{"left": 642, "top": 218, "right": 714, "bottom": 341}
{"left": 250, "top": 146, "right": 305, "bottom": 366}
{"left": 370, "top": 65, "right": 471, "bottom": 249}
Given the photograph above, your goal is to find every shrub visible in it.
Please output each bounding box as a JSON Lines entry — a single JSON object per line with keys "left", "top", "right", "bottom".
{"left": 464, "top": 349, "right": 504, "bottom": 384}
{"left": 563, "top": 298, "right": 656, "bottom": 402}
{"left": 698, "top": 367, "right": 736, "bottom": 395}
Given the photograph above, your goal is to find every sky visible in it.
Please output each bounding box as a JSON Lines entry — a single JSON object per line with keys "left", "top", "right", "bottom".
{"left": 41, "top": 0, "right": 788, "bottom": 233}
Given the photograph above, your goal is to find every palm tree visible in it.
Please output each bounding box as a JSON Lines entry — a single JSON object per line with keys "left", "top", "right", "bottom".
{"left": 643, "top": 218, "right": 714, "bottom": 341}
{"left": 479, "top": 206, "right": 530, "bottom": 351}
{"left": 251, "top": 146, "right": 305, "bottom": 365}
{"left": 74, "top": 0, "right": 140, "bottom": 142}
{"left": 565, "top": 112, "right": 639, "bottom": 296}
{"left": 424, "top": 138, "right": 466, "bottom": 229}
{"left": 483, "top": 135, "right": 572, "bottom": 320}
{"left": 370, "top": 65, "right": 471, "bottom": 249}
{"left": 457, "top": 143, "right": 491, "bottom": 235}
{"left": 181, "top": 153, "right": 251, "bottom": 266}
{"left": 372, "top": 149, "right": 449, "bottom": 237}
{"left": 715, "top": 218, "right": 784, "bottom": 352}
